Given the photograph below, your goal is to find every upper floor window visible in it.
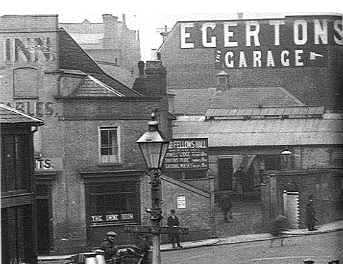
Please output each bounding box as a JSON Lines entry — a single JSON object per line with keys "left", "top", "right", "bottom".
{"left": 13, "top": 67, "right": 38, "bottom": 99}
{"left": 99, "top": 127, "right": 121, "bottom": 164}
{"left": 1, "top": 134, "right": 30, "bottom": 192}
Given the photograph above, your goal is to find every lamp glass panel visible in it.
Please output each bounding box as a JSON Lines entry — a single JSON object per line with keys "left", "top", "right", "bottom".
{"left": 139, "top": 142, "right": 164, "bottom": 169}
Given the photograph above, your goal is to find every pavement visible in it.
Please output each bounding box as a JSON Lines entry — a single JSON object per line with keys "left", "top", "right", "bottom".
{"left": 160, "top": 219, "right": 343, "bottom": 251}
{"left": 38, "top": 219, "right": 343, "bottom": 263}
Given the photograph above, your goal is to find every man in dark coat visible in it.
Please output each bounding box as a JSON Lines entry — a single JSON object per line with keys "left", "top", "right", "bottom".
{"left": 167, "top": 209, "right": 182, "bottom": 248}
{"left": 306, "top": 195, "right": 318, "bottom": 231}
{"left": 100, "top": 231, "right": 118, "bottom": 260}
{"left": 219, "top": 194, "right": 233, "bottom": 222}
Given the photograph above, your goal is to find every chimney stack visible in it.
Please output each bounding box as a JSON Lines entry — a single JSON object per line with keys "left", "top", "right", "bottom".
{"left": 133, "top": 60, "right": 167, "bottom": 96}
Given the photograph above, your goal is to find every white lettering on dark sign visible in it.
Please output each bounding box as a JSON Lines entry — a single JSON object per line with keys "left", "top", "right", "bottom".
{"left": 179, "top": 17, "right": 342, "bottom": 69}
{"left": 164, "top": 138, "right": 208, "bottom": 170}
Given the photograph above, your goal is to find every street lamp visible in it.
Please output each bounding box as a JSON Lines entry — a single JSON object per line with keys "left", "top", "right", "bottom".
{"left": 136, "top": 112, "right": 169, "bottom": 264}
{"left": 281, "top": 147, "right": 292, "bottom": 170}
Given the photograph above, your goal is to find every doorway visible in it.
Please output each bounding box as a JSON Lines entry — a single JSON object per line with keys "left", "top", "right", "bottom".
{"left": 36, "top": 183, "right": 52, "bottom": 254}
{"left": 283, "top": 190, "right": 300, "bottom": 229}
{"left": 218, "top": 158, "right": 233, "bottom": 191}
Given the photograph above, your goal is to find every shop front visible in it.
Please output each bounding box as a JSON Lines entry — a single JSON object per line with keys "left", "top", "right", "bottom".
{"left": 81, "top": 170, "right": 142, "bottom": 247}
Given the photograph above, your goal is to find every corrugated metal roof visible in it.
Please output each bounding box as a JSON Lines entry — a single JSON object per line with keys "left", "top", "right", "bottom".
{"left": 172, "top": 116, "right": 343, "bottom": 146}
{"left": 0, "top": 104, "right": 44, "bottom": 125}
{"left": 206, "top": 106, "right": 325, "bottom": 119}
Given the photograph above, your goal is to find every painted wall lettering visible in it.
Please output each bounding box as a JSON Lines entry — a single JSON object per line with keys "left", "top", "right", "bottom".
{"left": 1, "top": 37, "right": 56, "bottom": 62}
{"left": 1, "top": 101, "right": 56, "bottom": 117}
{"left": 35, "top": 158, "right": 53, "bottom": 170}
{"left": 179, "top": 16, "right": 342, "bottom": 69}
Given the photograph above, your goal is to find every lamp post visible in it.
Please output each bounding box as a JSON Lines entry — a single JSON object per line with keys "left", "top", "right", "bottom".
{"left": 136, "top": 112, "right": 169, "bottom": 264}
{"left": 281, "top": 147, "right": 292, "bottom": 170}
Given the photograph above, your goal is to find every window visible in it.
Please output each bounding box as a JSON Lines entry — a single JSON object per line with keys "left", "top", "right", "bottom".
{"left": 13, "top": 68, "right": 38, "bottom": 98}
{"left": 99, "top": 127, "right": 121, "bottom": 164}
{"left": 1, "top": 134, "right": 30, "bottom": 192}
{"left": 218, "top": 76, "right": 227, "bottom": 85}
{"left": 89, "top": 181, "right": 139, "bottom": 226}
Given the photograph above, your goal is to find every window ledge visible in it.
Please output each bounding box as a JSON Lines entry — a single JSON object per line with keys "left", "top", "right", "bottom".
{"left": 98, "top": 163, "right": 124, "bottom": 167}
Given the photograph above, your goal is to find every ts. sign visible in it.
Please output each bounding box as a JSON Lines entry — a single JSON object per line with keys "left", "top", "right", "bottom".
{"left": 179, "top": 16, "right": 342, "bottom": 68}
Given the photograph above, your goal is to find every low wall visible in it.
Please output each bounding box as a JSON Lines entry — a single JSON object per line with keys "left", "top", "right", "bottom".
{"left": 261, "top": 169, "right": 343, "bottom": 229}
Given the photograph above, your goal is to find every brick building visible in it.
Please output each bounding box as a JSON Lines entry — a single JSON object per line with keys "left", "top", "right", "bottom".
{"left": 1, "top": 104, "right": 44, "bottom": 264}
{"left": 60, "top": 14, "right": 141, "bottom": 78}
{"left": 0, "top": 14, "right": 213, "bottom": 256}
{"left": 157, "top": 14, "right": 343, "bottom": 228}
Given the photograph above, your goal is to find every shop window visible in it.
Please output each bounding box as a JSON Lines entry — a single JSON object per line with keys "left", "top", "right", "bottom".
{"left": 13, "top": 68, "right": 38, "bottom": 98}
{"left": 1, "top": 134, "right": 30, "bottom": 192}
{"left": 89, "top": 181, "right": 138, "bottom": 226}
{"left": 99, "top": 127, "right": 121, "bottom": 164}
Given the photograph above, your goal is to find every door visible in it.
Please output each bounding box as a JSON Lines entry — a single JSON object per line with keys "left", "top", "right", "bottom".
{"left": 36, "top": 184, "right": 52, "bottom": 254}
{"left": 283, "top": 190, "right": 300, "bottom": 229}
{"left": 218, "top": 158, "right": 233, "bottom": 191}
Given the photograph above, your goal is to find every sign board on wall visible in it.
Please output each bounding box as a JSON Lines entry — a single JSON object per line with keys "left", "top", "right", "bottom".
{"left": 179, "top": 16, "right": 342, "bottom": 69}
{"left": 177, "top": 196, "right": 186, "bottom": 209}
{"left": 164, "top": 138, "right": 208, "bottom": 170}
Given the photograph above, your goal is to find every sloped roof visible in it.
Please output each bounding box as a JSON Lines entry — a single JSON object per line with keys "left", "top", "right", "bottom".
{"left": 172, "top": 115, "right": 343, "bottom": 147}
{"left": 209, "top": 86, "right": 304, "bottom": 109}
{"left": 71, "top": 75, "right": 125, "bottom": 97}
{"left": 0, "top": 104, "right": 44, "bottom": 125}
{"left": 170, "top": 88, "right": 217, "bottom": 115}
{"left": 170, "top": 86, "right": 304, "bottom": 115}
{"left": 97, "top": 62, "right": 136, "bottom": 88}
{"left": 58, "top": 29, "right": 141, "bottom": 97}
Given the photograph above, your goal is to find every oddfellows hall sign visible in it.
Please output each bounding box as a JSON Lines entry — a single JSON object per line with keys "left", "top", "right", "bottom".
{"left": 179, "top": 15, "right": 342, "bottom": 69}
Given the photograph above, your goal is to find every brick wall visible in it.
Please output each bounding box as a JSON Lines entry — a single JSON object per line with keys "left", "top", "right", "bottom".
{"left": 140, "top": 174, "right": 213, "bottom": 243}
{"left": 261, "top": 169, "right": 343, "bottom": 229}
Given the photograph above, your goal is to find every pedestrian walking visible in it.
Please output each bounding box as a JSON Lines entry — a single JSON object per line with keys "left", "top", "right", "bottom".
{"left": 306, "top": 194, "right": 318, "bottom": 231}
{"left": 269, "top": 214, "right": 287, "bottom": 247}
{"left": 167, "top": 209, "right": 183, "bottom": 249}
{"left": 219, "top": 194, "right": 233, "bottom": 222}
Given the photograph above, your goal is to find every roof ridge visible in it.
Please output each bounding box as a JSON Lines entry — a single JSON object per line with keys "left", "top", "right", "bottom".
{"left": 87, "top": 75, "right": 124, "bottom": 96}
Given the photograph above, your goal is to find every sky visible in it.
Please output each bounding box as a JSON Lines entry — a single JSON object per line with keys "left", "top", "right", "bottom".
{"left": 1, "top": 0, "right": 342, "bottom": 61}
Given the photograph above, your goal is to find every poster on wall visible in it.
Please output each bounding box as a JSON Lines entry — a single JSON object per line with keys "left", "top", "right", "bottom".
{"left": 177, "top": 196, "right": 186, "bottom": 209}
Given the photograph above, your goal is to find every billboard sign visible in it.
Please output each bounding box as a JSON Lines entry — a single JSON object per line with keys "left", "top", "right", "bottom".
{"left": 179, "top": 16, "right": 342, "bottom": 69}
{"left": 164, "top": 138, "right": 208, "bottom": 170}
